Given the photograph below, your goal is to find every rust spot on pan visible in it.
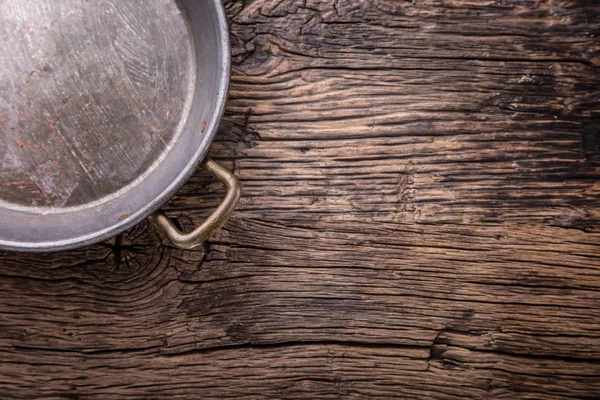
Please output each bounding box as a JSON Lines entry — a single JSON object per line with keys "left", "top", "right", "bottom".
{"left": 200, "top": 122, "right": 206, "bottom": 133}
{"left": 118, "top": 214, "right": 128, "bottom": 221}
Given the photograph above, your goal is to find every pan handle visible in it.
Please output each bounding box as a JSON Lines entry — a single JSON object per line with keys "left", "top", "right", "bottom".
{"left": 149, "top": 159, "right": 241, "bottom": 249}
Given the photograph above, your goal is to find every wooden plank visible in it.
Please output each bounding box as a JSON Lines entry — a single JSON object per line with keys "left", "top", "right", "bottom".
{"left": 1, "top": 0, "right": 599, "bottom": 398}
{"left": 1, "top": 344, "right": 598, "bottom": 399}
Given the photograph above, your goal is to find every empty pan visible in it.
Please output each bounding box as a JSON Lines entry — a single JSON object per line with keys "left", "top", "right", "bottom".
{"left": 0, "top": 0, "right": 240, "bottom": 251}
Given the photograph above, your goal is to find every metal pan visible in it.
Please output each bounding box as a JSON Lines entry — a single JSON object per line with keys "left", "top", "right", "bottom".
{"left": 0, "top": 0, "right": 240, "bottom": 251}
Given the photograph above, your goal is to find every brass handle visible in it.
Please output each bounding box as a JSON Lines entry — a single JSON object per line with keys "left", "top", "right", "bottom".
{"left": 149, "top": 159, "right": 241, "bottom": 249}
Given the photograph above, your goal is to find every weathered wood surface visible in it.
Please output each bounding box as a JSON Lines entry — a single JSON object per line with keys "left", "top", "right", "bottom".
{"left": 1, "top": 0, "right": 600, "bottom": 398}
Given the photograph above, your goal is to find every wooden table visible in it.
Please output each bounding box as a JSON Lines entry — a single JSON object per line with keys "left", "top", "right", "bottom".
{"left": 2, "top": 1, "right": 599, "bottom": 398}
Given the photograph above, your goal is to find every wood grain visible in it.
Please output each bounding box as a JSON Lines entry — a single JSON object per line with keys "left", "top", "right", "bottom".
{"left": 1, "top": 0, "right": 599, "bottom": 398}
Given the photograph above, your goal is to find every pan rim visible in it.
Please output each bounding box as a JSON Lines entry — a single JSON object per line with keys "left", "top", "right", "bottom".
{"left": 0, "top": 0, "right": 231, "bottom": 252}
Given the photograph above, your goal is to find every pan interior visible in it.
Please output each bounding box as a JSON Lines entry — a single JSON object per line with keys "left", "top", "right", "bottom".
{"left": 0, "top": 0, "right": 229, "bottom": 250}
{"left": 0, "top": 0, "right": 194, "bottom": 210}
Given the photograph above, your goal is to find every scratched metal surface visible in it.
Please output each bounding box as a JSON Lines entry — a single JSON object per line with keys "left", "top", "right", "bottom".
{"left": 0, "top": 0, "right": 231, "bottom": 251}
{"left": 0, "top": 0, "right": 192, "bottom": 208}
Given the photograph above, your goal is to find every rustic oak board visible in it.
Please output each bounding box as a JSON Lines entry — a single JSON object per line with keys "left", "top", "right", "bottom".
{"left": 1, "top": 0, "right": 599, "bottom": 398}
